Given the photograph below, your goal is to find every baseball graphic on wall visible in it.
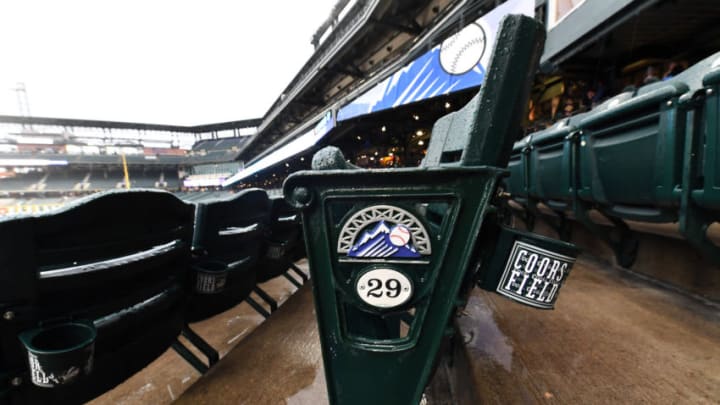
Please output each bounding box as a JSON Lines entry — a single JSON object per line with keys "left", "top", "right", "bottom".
{"left": 439, "top": 22, "right": 486, "bottom": 75}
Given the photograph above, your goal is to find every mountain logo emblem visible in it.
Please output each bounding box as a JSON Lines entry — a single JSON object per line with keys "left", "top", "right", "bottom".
{"left": 348, "top": 221, "right": 420, "bottom": 258}
{"left": 337, "top": 205, "right": 431, "bottom": 261}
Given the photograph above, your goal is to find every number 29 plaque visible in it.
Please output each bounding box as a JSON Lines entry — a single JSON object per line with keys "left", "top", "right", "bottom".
{"left": 355, "top": 268, "right": 413, "bottom": 308}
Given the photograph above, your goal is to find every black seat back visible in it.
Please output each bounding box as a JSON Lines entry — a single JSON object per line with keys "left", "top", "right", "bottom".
{"left": 187, "top": 188, "right": 270, "bottom": 321}
{"left": 0, "top": 189, "right": 194, "bottom": 404}
{"left": 256, "top": 195, "right": 304, "bottom": 282}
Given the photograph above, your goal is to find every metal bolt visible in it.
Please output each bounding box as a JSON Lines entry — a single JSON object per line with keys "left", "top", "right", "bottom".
{"left": 708, "top": 88, "right": 714, "bottom": 96}
{"left": 10, "top": 377, "right": 22, "bottom": 386}
{"left": 666, "top": 100, "right": 673, "bottom": 107}
{"left": 2, "top": 311, "right": 14, "bottom": 321}
{"left": 292, "top": 187, "right": 312, "bottom": 206}
{"left": 581, "top": 140, "right": 587, "bottom": 147}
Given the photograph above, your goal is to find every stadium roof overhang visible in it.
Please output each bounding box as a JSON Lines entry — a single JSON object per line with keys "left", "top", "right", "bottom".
{"left": 235, "top": 0, "right": 504, "bottom": 161}
{"left": 0, "top": 115, "right": 262, "bottom": 134}
{"left": 223, "top": 0, "right": 538, "bottom": 186}
{"left": 540, "top": 0, "right": 720, "bottom": 71}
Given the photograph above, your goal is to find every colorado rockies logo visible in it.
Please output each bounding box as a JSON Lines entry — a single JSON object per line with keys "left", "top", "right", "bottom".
{"left": 337, "top": 205, "right": 431, "bottom": 261}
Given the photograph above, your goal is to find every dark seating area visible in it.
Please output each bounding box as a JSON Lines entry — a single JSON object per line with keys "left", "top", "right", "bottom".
{"left": 0, "top": 172, "right": 45, "bottom": 192}
{"left": 506, "top": 50, "right": 720, "bottom": 266}
{"left": 0, "top": 190, "right": 194, "bottom": 404}
{"left": 0, "top": 168, "right": 182, "bottom": 195}
{"left": 43, "top": 170, "right": 87, "bottom": 191}
{"left": 187, "top": 137, "right": 251, "bottom": 164}
{"left": 0, "top": 187, "right": 305, "bottom": 404}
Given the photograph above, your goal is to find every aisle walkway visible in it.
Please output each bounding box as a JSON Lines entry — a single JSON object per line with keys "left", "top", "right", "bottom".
{"left": 457, "top": 257, "right": 720, "bottom": 404}
{"left": 175, "top": 256, "right": 720, "bottom": 404}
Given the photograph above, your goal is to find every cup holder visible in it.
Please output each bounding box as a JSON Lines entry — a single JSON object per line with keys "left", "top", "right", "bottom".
{"left": 194, "top": 261, "right": 228, "bottom": 294}
{"left": 18, "top": 320, "right": 96, "bottom": 388}
{"left": 477, "top": 226, "right": 579, "bottom": 309}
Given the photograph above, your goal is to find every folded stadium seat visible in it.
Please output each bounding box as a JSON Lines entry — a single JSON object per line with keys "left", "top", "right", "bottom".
{"left": 255, "top": 195, "right": 305, "bottom": 283}
{"left": 186, "top": 188, "right": 271, "bottom": 322}
{"left": 0, "top": 189, "right": 194, "bottom": 404}
{"left": 506, "top": 135, "right": 531, "bottom": 205}
{"left": 525, "top": 111, "right": 598, "bottom": 212}
{"left": 577, "top": 79, "right": 689, "bottom": 222}
{"left": 677, "top": 52, "right": 720, "bottom": 263}
{"left": 682, "top": 51, "right": 720, "bottom": 209}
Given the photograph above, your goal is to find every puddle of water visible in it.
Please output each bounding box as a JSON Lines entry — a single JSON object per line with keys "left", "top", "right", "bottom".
{"left": 458, "top": 294, "right": 514, "bottom": 372}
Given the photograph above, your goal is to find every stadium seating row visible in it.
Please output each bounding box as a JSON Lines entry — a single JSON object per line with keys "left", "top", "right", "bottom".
{"left": 0, "top": 188, "right": 304, "bottom": 404}
{"left": 0, "top": 169, "right": 180, "bottom": 193}
{"left": 506, "top": 51, "right": 720, "bottom": 266}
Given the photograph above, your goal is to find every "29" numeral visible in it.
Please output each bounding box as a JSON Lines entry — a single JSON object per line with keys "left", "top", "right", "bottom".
{"left": 366, "top": 278, "right": 402, "bottom": 298}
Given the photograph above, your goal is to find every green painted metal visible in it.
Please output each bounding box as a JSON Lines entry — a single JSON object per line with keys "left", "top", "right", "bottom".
{"left": 690, "top": 63, "right": 720, "bottom": 209}
{"left": 505, "top": 51, "right": 720, "bottom": 266}
{"left": 506, "top": 137, "right": 530, "bottom": 202}
{"left": 284, "top": 15, "right": 545, "bottom": 405}
{"left": 527, "top": 114, "right": 585, "bottom": 210}
{"left": 679, "top": 53, "right": 720, "bottom": 264}
{"left": 577, "top": 82, "right": 687, "bottom": 221}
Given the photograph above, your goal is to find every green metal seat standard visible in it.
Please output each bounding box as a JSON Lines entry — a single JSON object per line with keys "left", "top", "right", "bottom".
{"left": 686, "top": 53, "right": 720, "bottom": 210}
{"left": 506, "top": 136, "right": 531, "bottom": 203}
{"left": 0, "top": 190, "right": 194, "bottom": 404}
{"left": 284, "top": 15, "right": 547, "bottom": 405}
{"left": 678, "top": 52, "right": 720, "bottom": 264}
{"left": 186, "top": 188, "right": 270, "bottom": 322}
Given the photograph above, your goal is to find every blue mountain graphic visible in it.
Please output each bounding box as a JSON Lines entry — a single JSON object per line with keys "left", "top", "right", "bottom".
{"left": 348, "top": 221, "right": 421, "bottom": 259}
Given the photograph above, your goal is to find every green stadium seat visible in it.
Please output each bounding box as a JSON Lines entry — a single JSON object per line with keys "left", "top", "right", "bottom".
{"left": 577, "top": 81, "right": 688, "bottom": 222}
{"left": 0, "top": 190, "right": 194, "bottom": 404}
{"left": 186, "top": 188, "right": 270, "bottom": 322}
{"left": 255, "top": 196, "right": 305, "bottom": 283}
{"left": 527, "top": 113, "right": 588, "bottom": 211}
{"left": 688, "top": 53, "right": 720, "bottom": 209}
{"left": 506, "top": 136, "right": 531, "bottom": 204}
{"left": 672, "top": 52, "right": 720, "bottom": 264}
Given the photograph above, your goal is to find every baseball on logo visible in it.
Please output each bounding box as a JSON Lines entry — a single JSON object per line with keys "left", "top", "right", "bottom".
{"left": 389, "top": 225, "right": 411, "bottom": 246}
{"left": 439, "top": 22, "right": 486, "bottom": 75}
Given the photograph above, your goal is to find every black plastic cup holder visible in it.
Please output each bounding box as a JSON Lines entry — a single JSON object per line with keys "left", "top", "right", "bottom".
{"left": 193, "top": 261, "right": 229, "bottom": 294}
{"left": 18, "top": 320, "right": 96, "bottom": 388}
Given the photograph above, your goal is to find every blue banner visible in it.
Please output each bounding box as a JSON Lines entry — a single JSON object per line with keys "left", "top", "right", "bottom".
{"left": 337, "top": 0, "right": 534, "bottom": 121}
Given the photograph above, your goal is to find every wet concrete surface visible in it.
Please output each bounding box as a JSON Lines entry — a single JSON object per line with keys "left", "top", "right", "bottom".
{"left": 456, "top": 255, "right": 720, "bottom": 404}
{"left": 90, "top": 253, "right": 720, "bottom": 404}
{"left": 89, "top": 261, "right": 308, "bottom": 405}
{"left": 175, "top": 281, "right": 327, "bottom": 405}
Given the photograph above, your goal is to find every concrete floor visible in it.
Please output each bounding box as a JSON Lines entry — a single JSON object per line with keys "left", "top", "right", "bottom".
{"left": 90, "top": 255, "right": 720, "bottom": 404}
{"left": 176, "top": 283, "right": 326, "bottom": 405}
{"left": 456, "top": 256, "right": 720, "bottom": 404}
{"left": 89, "top": 261, "right": 307, "bottom": 405}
